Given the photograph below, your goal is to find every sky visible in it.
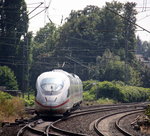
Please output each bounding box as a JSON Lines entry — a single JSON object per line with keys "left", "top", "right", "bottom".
{"left": 25, "top": 0, "right": 150, "bottom": 41}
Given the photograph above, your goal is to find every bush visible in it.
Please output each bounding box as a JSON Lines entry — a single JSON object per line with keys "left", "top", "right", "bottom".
{"left": 83, "top": 91, "right": 95, "bottom": 101}
{"left": 0, "top": 91, "right": 25, "bottom": 122}
{"left": 95, "top": 81, "right": 122, "bottom": 101}
{"left": 0, "top": 91, "right": 12, "bottom": 103}
{"left": 23, "top": 93, "right": 35, "bottom": 106}
{"left": 119, "top": 86, "right": 150, "bottom": 103}
{"left": 97, "top": 98, "right": 117, "bottom": 104}
{"left": 83, "top": 80, "right": 98, "bottom": 91}
{"left": 83, "top": 80, "right": 150, "bottom": 103}
{"left": 0, "top": 97, "right": 25, "bottom": 117}
{"left": 0, "top": 66, "right": 18, "bottom": 90}
{"left": 145, "top": 105, "right": 150, "bottom": 118}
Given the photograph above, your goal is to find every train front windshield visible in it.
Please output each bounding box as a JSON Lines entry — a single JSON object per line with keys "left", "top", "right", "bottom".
{"left": 40, "top": 78, "right": 64, "bottom": 95}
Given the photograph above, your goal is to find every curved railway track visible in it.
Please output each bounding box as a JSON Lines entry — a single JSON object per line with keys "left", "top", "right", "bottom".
{"left": 115, "top": 110, "right": 144, "bottom": 136}
{"left": 17, "top": 102, "right": 149, "bottom": 136}
{"left": 94, "top": 109, "right": 144, "bottom": 136}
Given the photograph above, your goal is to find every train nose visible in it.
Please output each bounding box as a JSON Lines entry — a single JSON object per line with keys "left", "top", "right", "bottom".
{"left": 45, "top": 96, "right": 57, "bottom": 102}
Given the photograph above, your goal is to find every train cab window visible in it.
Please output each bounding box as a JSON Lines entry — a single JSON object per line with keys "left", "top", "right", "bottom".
{"left": 40, "top": 78, "right": 64, "bottom": 95}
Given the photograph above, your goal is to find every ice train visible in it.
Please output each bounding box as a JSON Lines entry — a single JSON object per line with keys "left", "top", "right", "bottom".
{"left": 35, "top": 69, "right": 83, "bottom": 115}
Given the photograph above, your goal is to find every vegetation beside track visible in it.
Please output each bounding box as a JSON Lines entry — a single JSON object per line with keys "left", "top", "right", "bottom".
{"left": 145, "top": 105, "right": 150, "bottom": 118}
{"left": 23, "top": 93, "right": 35, "bottom": 106}
{"left": 83, "top": 80, "right": 150, "bottom": 103}
{"left": 0, "top": 91, "right": 35, "bottom": 125}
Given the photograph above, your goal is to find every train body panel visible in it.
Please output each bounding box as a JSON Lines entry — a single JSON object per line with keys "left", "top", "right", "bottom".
{"left": 35, "top": 69, "right": 83, "bottom": 115}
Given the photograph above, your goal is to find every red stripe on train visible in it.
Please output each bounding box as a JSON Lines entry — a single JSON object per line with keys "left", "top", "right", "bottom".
{"left": 35, "top": 99, "right": 70, "bottom": 109}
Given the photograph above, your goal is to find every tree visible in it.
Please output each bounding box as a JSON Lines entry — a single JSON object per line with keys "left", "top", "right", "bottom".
{"left": 0, "top": 66, "right": 18, "bottom": 90}
{"left": 136, "top": 36, "right": 144, "bottom": 54}
{"left": 33, "top": 23, "right": 59, "bottom": 58}
{"left": 142, "top": 41, "right": 150, "bottom": 58}
{"left": 122, "top": 2, "right": 137, "bottom": 63}
{"left": 53, "top": 1, "right": 138, "bottom": 80}
{"left": 0, "top": 0, "right": 28, "bottom": 60}
{"left": 31, "top": 1, "right": 142, "bottom": 85}
{"left": 89, "top": 49, "right": 142, "bottom": 86}
{"left": 140, "top": 65, "right": 150, "bottom": 88}
{"left": 30, "top": 23, "right": 59, "bottom": 89}
{"left": 0, "top": 0, "right": 28, "bottom": 89}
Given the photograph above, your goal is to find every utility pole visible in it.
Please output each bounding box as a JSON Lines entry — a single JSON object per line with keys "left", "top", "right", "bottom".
{"left": 125, "top": 21, "right": 129, "bottom": 84}
{"left": 22, "top": 34, "right": 29, "bottom": 99}
{"left": 22, "top": 36, "right": 25, "bottom": 98}
{"left": 125, "top": 36, "right": 128, "bottom": 84}
{"left": 26, "top": 37, "right": 29, "bottom": 100}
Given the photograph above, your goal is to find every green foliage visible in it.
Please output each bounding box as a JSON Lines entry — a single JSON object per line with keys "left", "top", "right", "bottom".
{"left": 23, "top": 93, "right": 35, "bottom": 106}
{"left": 83, "top": 80, "right": 99, "bottom": 91}
{"left": 0, "top": 0, "right": 28, "bottom": 91}
{"left": 0, "top": 91, "right": 25, "bottom": 122}
{"left": 95, "top": 81, "right": 122, "bottom": 101}
{"left": 30, "top": 23, "right": 60, "bottom": 89}
{"left": 97, "top": 98, "right": 117, "bottom": 104}
{"left": 33, "top": 23, "right": 59, "bottom": 57}
{"left": 0, "top": 66, "right": 18, "bottom": 90}
{"left": 29, "top": 1, "right": 149, "bottom": 89}
{"left": 24, "top": 1, "right": 148, "bottom": 91}
{"left": 145, "top": 105, "right": 150, "bottom": 117}
{"left": 83, "top": 80, "right": 150, "bottom": 103}
{"left": 0, "top": 91, "right": 12, "bottom": 103}
{"left": 32, "top": 1, "right": 135, "bottom": 81}
{"left": 136, "top": 32, "right": 150, "bottom": 58}
{"left": 140, "top": 65, "right": 150, "bottom": 88}
{"left": 83, "top": 91, "right": 95, "bottom": 101}
{"left": 90, "top": 50, "right": 142, "bottom": 86}
{"left": 119, "top": 86, "right": 150, "bottom": 102}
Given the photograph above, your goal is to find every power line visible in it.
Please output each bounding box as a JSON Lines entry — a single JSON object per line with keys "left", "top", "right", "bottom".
{"left": 65, "top": 56, "right": 90, "bottom": 69}
{"left": 29, "top": 7, "right": 48, "bottom": 20}
{"left": 28, "top": 2, "right": 43, "bottom": 15}
{"left": 106, "top": 7, "right": 150, "bottom": 34}
{"left": 27, "top": 2, "right": 44, "bottom": 5}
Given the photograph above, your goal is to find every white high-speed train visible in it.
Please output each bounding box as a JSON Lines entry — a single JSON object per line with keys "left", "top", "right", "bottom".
{"left": 35, "top": 69, "right": 83, "bottom": 115}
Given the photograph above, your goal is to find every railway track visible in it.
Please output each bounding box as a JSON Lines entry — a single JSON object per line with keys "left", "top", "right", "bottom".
{"left": 115, "top": 110, "right": 144, "bottom": 136}
{"left": 16, "top": 102, "right": 149, "bottom": 136}
{"left": 94, "top": 109, "right": 144, "bottom": 136}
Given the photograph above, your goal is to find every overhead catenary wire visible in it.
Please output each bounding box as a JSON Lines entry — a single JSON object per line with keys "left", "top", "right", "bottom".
{"left": 1, "top": 3, "right": 150, "bottom": 49}
{"left": 29, "top": 7, "right": 48, "bottom": 20}
{"left": 27, "top": 2, "right": 44, "bottom": 5}
{"left": 65, "top": 56, "right": 90, "bottom": 69}
{"left": 106, "top": 7, "right": 150, "bottom": 34}
{"left": 28, "top": 2, "right": 43, "bottom": 15}
{"left": 0, "top": 2, "right": 44, "bottom": 35}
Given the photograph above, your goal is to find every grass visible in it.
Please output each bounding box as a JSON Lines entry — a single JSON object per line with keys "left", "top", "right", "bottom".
{"left": 0, "top": 91, "right": 26, "bottom": 123}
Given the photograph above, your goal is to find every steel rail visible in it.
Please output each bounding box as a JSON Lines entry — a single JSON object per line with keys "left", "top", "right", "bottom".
{"left": 17, "top": 119, "right": 48, "bottom": 136}
{"left": 48, "top": 103, "right": 147, "bottom": 136}
{"left": 17, "top": 124, "right": 29, "bottom": 136}
{"left": 17, "top": 102, "right": 149, "bottom": 136}
{"left": 94, "top": 108, "right": 144, "bottom": 136}
{"left": 115, "top": 110, "right": 144, "bottom": 136}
